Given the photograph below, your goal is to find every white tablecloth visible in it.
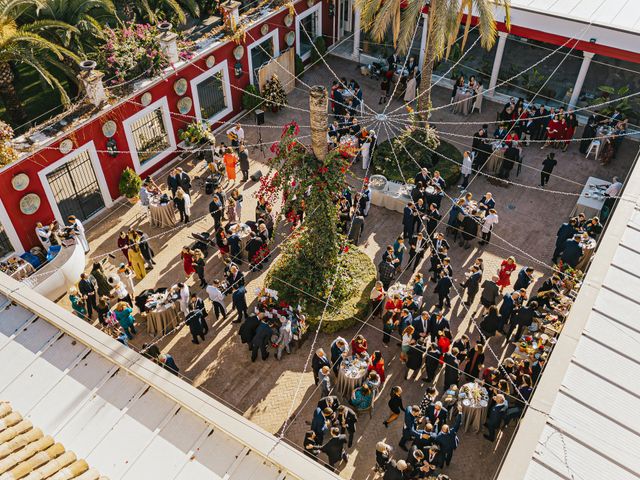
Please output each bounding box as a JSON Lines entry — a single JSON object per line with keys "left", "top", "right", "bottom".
{"left": 370, "top": 181, "right": 412, "bottom": 213}
{"left": 570, "top": 176, "right": 609, "bottom": 218}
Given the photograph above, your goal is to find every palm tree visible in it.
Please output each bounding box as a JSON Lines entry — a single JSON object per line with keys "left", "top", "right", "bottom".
{"left": 357, "top": 0, "right": 510, "bottom": 120}
{"left": 115, "top": 0, "right": 200, "bottom": 25}
{"left": 29, "top": 0, "right": 117, "bottom": 57}
{"left": 0, "top": 0, "right": 79, "bottom": 123}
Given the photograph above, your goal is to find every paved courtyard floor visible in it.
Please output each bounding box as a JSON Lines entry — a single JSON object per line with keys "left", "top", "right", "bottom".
{"left": 63, "top": 56, "right": 638, "bottom": 479}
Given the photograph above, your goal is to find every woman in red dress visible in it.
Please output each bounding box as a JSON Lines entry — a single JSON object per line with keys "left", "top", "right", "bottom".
{"left": 351, "top": 334, "right": 369, "bottom": 356}
{"left": 437, "top": 328, "right": 452, "bottom": 364}
{"left": 367, "top": 350, "right": 386, "bottom": 383}
{"left": 215, "top": 227, "right": 230, "bottom": 257}
{"left": 562, "top": 112, "right": 578, "bottom": 152}
{"left": 117, "top": 231, "right": 130, "bottom": 264}
{"left": 542, "top": 114, "right": 562, "bottom": 149}
{"left": 496, "top": 256, "right": 517, "bottom": 292}
{"left": 384, "top": 293, "right": 403, "bottom": 312}
{"left": 181, "top": 247, "right": 195, "bottom": 277}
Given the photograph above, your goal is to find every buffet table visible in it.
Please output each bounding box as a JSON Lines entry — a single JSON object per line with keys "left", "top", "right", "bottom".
{"left": 369, "top": 175, "right": 412, "bottom": 213}
{"left": 570, "top": 176, "right": 609, "bottom": 218}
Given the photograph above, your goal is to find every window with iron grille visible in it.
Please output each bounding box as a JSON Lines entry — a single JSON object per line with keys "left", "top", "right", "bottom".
{"left": 197, "top": 72, "right": 227, "bottom": 121}
{"left": 130, "top": 107, "right": 170, "bottom": 164}
{"left": 0, "top": 226, "right": 13, "bottom": 258}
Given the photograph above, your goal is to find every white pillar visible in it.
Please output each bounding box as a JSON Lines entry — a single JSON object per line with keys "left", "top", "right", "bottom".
{"left": 352, "top": 4, "right": 361, "bottom": 59}
{"left": 569, "top": 51, "right": 594, "bottom": 108}
{"left": 418, "top": 13, "right": 428, "bottom": 73}
{"left": 488, "top": 31, "right": 508, "bottom": 97}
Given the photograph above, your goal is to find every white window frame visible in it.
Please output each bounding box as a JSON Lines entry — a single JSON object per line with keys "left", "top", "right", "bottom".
{"left": 122, "top": 97, "right": 176, "bottom": 174}
{"left": 37, "top": 140, "right": 113, "bottom": 226}
{"left": 296, "top": 3, "right": 323, "bottom": 61}
{"left": 247, "top": 29, "right": 280, "bottom": 86}
{"left": 190, "top": 60, "right": 234, "bottom": 125}
{"left": 0, "top": 198, "right": 22, "bottom": 258}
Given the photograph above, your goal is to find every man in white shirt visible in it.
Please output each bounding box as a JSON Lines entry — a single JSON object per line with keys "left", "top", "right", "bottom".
{"left": 604, "top": 176, "right": 622, "bottom": 197}
{"left": 205, "top": 280, "right": 227, "bottom": 321}
{"left": 67, "top": 215, "right": 89, "bottom": 253}
{"left": 479, "top": 209, "right": 499, "bottom": 246}
{"left": 226, "top": 123, "right": 245, "bottom": 150}
{"left": 460, "top": 151, "right": 473, "bottom": 189}
{"left": 35, "top": 222, "right": 53, "bottom": 249}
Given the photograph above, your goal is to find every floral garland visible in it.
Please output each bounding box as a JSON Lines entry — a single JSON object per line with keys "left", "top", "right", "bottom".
{"left": 0, "top": 121, "right": 18, "bottom": 166}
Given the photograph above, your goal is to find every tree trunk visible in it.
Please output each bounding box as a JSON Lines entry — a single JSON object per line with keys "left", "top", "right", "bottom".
{"left": 0, "top": 62, "right": 26, "bottom": 125}
{"left": 418, "top": 0, "right": 437, "bottom": 123}
{"left": 309, "top": 85, "right": 328, "bottom": 159}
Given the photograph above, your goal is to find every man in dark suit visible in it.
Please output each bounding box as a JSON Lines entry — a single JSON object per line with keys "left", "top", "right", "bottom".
{"left": 251, "top": 316, "right": 272, "bottom": 362}
{"left": 225, "top": 265, "right": 245, "bottom": 292}
{"left": 175, "top": 167, "right": 191, "bottom": 195}
{"left": 167, "top": 169, "right": 179, "bottom": 197}
{"left": 378, "top": 257, "right": 396, "bottom": 290}
{"left": 412, "top": 311, "right": 430, "bottom": 341}
{"left": 425, "top": 203, "right": 441, "bottom": 236}
{"left": 337, "top": 405, "right": 358, "bottom": 448}
{"left": 311, "top": 407, "right": 334, "bottom": 444}
{"left": 408, "top": 232, "right": 427, "bottom": 271}
{"left": 333, "top": 88, "right": 345, "bottom": 118}
{"left": 508, "top": 301, "right": 540, "bottom": 341}
{"left": 322, "top": 427, "right": 348, "bottom": 470}
{"left": 317, "top": 395, "right": 340, "bottom": 411}
{"left": 478, "top": 275, "right": 500, "bottom": 315}
{"left": 239, "top": 312, "right": 260, "bottom": 347}
{"left": 387, "top": 51, "right": 399, "bottom": 72}
{"left": 552, "top": 218, "right": 578, "bottom": 263}
{"left": 431, "top": 412, "right": 462, "bottom": 466}
{"left": 238, "top": 144, "right": 250, "bottom": 182}
{"left": 427, "top": 311, "right": 450, "bottom": 342}
{"left": 434, "top": 271, "right": 452, "bottom": 309}
{"left": 231, "top": 285, "right": 248, "bottom": 323}
{"left": 312, "top": 348, "right": 331, "bottom": 385}
{"left": 560, "top": 234, "right": 584, "bottom": 268}
{"left": 402, "top": 202, "right": 417, "bottom": 239}
{"left": 425, "top": 401, "right": 448, "bottom": 432}
{"left": 531, "top": 355, "right": 547, "bottom": 384}
{"left": 399, "top": 405, "right": 422, "bottom": 451}
{"left": 499, "top": 291, "right": 520, "bottom": 334}
{"left": 228, "top": 228, "right": 242, "bottom": 265}
{"left": 414, "top": 168, "right": 430, "bottom": 187}
{"left": 460, "top": 265, "right": 482, "bottom": 306}
{"left": 484, "top": 395, "right": 508, "bottom": 441}
{"left": 209, "top": 194, "right": 223, "bottom": 229}
{"left": 513, "top": 267, "right": 534, "bottom": 291}
{"left": 78, "top": 273, "right": 97, "bottom": 318}
{"left": 472, "top": 125, "right": 490, "bottom": 167}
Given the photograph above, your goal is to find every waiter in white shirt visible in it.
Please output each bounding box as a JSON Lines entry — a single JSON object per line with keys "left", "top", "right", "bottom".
{"left": 67, "top": 215, "right": 89, "bottom": 253}
{"left": 206, "top": 279, "right": 227, "bottom": 322}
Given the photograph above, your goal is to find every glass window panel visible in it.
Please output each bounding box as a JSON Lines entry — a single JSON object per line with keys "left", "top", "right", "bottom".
{"left": 197, "top": 72, "right": 227, "bottom": 120}
{"left": 130, "top": 108, "right": 170, "bottom": 164}
{"left": 496, "top": 36, "right": 582, "bottom": 107}
{"left": 299, "top": 12, "right": 318, "bottom": 58}
{"left": 0, "top": 226, "right": 13, "bottom": 258}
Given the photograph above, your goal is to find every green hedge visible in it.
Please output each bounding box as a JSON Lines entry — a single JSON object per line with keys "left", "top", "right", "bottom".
{"left": 267, "top": 247, "right": 376, "bottom": 334}
{"left": 371, "top": 134, "right": 462, "bottom": 187}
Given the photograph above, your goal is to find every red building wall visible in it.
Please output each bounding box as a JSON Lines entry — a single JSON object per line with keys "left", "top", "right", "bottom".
{"left": 0, "top": 0, "right": 321, "bottom": 250}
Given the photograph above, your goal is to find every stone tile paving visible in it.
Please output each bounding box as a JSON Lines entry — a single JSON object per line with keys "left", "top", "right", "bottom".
{"left": 65, "top": 56, "right": 638, "bottom": 479}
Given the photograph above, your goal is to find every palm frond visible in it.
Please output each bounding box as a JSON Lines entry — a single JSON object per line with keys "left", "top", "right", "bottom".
{"left": 368, "top": 0, "right": 400, "bottom": 44}
{"left": 21, "top": 53, "right": 71, "bottom": 105}
{"left": 20, "top": 18, "right": 80, "bottom": 35}
{"left": 396, "top": 0, "right": 422, "bottom": 55}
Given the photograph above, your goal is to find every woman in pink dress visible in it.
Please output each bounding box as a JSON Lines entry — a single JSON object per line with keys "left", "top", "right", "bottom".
{"left": 496, "top": 256, "right": 517, "bottom": 292}
{"left": 181, "top": 247, "right": 195, "bottom": 277}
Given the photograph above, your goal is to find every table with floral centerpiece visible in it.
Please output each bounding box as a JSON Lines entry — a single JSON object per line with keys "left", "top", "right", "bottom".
{"left": 459, "top": 382, "right": 489, "bottom": 432}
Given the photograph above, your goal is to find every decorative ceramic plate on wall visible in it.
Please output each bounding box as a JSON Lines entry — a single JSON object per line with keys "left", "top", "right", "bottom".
{"left": 284, "top": 13, "right": 294, "bottom": 27}
{"left": 140, "top": 92, "right": 152, "bottom": 106}
{"left": 261, "top": 24, "right": 269, "bottom": 35}
{"left": 233, "top": 45, "right": 245, "bottom": 60}
{"left": 174, "top": 78, "right": 188, "bottom": 96}
{"left": 206, "top": 55, "right": 216, "bottom": 68}
{"left": 59, "top": 139, "right": 73, "bottom": 154}
{"left": 11, "top": 173, "right": 29, "bottom": 191}
{"left": 285, "top": 31, "right": 295, "bottom": 47}
{"left": 20, "top": 193, "right": 40, "bottom": 215}
{"left": 102, "top": 120, "right": 117, "bottom": 138}
{"left": 177, "top": 96, "right": 193, "bottom": 114}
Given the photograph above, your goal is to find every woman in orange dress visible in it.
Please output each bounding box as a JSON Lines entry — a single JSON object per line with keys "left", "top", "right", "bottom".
{"left": 223, "top": 148, "right": 237, "bottom": 183}
{"left": 496, "top": 256, "right": 517, "bottom": 292}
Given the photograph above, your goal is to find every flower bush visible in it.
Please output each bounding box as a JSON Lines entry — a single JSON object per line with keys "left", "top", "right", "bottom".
{"left": 0, "top": 121, "right": 18, "bottom": 166}
{"left": 100, "top": 23, "right": 195, "bottom": 85}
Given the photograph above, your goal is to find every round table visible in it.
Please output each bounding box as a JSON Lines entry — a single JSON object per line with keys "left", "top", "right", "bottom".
{"left": 452, "top": 89, "right": 474, "bottom": 115}
{"left": 336, "top": 357, "right": 368, "bottom": 399}
{"left": 146, "top": 301, "right": 180, "bottom": 336}
{"left": 459, "top": 382, "right": 489, "bottom": 433}
{"left": 149, "top": 200, "right": 177, "bottom": 228}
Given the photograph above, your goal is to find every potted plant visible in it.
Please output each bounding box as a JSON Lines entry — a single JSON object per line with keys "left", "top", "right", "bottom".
{"left": 178, "top": 121, "right": 215, "bottom": 147}
{"left": 119, "top": 167, "right": 142, "bottom": 203}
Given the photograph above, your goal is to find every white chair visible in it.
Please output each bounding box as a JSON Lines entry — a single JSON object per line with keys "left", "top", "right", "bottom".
{"left": 472, "top": 85, "right": 484, "bottom": 114}
{"left": 586, "top": 139, "right": 601, "bottom": 159}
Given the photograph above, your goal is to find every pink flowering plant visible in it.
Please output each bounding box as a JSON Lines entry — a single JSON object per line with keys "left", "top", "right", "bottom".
{"left": 100, "top": 23, "right": 194, "bottom": 85}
